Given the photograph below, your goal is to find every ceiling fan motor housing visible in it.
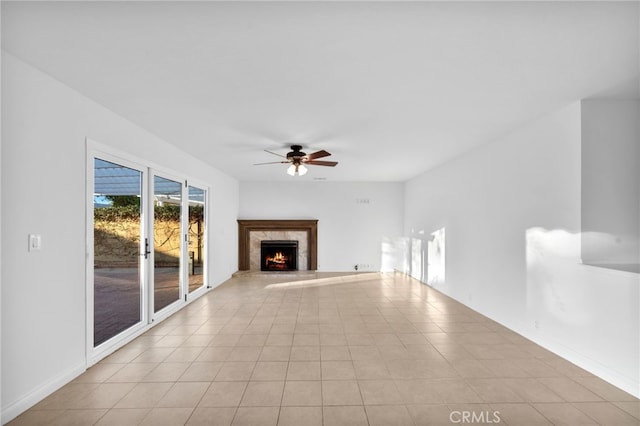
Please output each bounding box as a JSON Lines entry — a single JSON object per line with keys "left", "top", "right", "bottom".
{"left": 286, "top": 145, "right": 306, "bottom": 159}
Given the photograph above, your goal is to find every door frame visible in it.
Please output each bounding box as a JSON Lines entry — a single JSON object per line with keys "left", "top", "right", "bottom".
{"left": 186, "top": 180, "right": 210, "bottom": 298}
{"left": 86, "top": 140, "right": 151, "bottom": 365}
{"left": 149, "top": 169, "right": 187, "bottom": 323}
{"left": 86, "top": 139, "right": 211, "bottom": 366}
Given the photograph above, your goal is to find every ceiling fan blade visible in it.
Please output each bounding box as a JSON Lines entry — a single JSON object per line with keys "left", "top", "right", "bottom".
{"left": 306, "top": 150, "right": 331, "bottom": 160}
{"left": 306, "top": 160, "right": 338, "bottom": 167}
{"left": 253, "top": 161, "right": 290, "bottom": 166}
{"left": 264, "top": 149, "right": 287, "bottom": 158}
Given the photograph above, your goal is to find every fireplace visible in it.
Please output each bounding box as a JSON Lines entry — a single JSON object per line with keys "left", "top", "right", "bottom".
{"left": 261, "top": 240, "right": 298, "bottom": 271}
{"left": 237, "top": 220, "right": 317, "bottom": 271}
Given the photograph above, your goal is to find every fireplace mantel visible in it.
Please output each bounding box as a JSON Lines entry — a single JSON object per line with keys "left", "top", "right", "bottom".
{"left": 237, "top": 219, "right": 318, "bottom": 271}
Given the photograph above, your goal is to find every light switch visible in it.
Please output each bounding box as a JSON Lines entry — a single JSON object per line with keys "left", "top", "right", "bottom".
{"left": 28, "top": 234, "right": 42, "bottom": 252}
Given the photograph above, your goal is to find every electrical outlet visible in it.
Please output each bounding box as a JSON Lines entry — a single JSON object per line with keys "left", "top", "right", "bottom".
{"left": 355, "top": 263, "right": 373, "bottom": 271}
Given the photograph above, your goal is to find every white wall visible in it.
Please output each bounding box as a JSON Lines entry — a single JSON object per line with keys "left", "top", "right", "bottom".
{"left": 0, "top": 52, "right": 239, "bottom": 422}
{"left": 581, "top": 99, "right": 640, "bottom": 271}
{"left": 0, "top": 22, "right": 4, "bottom": 421}
{"left": 404, "top": 102, "right": 640, "bottom": 397}
{"left": 239, "top": 181, "right": 404, "bottom": 272}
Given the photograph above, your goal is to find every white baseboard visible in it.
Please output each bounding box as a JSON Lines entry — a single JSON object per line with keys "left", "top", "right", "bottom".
{"left": 2, "top": 362, "right": 86, "bottom": 425}
{"left": 518, "top": 329, "right": 640, "bottom": 399}
{"left": 2, "top": 280, "right": 226, "bottom": 424}
{"left": 411, "top": 275, "right": 640, "bottom": 399}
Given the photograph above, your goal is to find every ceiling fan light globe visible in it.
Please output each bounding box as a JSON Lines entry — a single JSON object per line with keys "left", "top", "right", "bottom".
{"left": 298, "top": 164, "right": 308, "bottom": 176}
{"left": 287, "top": 164, "right": 297, "bottom": 176}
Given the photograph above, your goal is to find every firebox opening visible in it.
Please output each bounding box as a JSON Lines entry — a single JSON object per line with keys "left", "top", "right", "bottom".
{"left": 261, "top": 240, "right": 298, "bottom": 271}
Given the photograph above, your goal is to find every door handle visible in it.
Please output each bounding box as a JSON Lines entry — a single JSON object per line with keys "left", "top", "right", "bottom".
{"left": 143, "top": 238, "right": 151, "bottom": 259}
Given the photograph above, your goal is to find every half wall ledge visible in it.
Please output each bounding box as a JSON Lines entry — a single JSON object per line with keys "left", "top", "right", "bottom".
{"left": 237, "top": 219, "right": 318, "bottom": 271}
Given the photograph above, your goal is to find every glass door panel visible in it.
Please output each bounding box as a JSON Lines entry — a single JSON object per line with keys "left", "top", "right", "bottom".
{"left": 153, "top": 175, "right": 182, "bottom": 312}
{"left": 93, "top": 158, "right": 143, "bottom": 347}
{"left": 188, "top": 186, "right": 206, "bottom": 293}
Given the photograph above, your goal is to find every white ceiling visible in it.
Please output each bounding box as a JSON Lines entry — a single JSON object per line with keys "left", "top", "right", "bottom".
{"left": 2, "top": 1, "right": 639, "bottom": 182}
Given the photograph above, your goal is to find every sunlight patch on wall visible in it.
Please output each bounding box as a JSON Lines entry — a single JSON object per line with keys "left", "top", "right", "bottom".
{"left": 388, "top": 236, "right": 411, "bottom": 274}
{"left": 380, "top": 236, "right": 399, "bottom": 272}
{"left": 411, "top": 237, "right": 424, "bottom": 282}
{"left": 388, "top": 228, "right": 445, "bottom": 286}
{"left": 526, "top": 227, "right": 591, "bottom": 326}
{"left": 427, "top": 227, "right": 445, "bottom": 286}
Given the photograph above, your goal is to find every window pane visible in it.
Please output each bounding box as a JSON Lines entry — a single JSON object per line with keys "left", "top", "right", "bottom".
{"left": 154, "top": 176, "right": 182, "bottom": 312}
{"left": 93, "top": 158, "right": 142, "bottom": 347}
{"left": 188, "top": 186, "right": 206, "bottom": 293}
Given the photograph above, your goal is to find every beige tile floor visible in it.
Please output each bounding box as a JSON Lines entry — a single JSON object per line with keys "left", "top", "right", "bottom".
{"left": 9, "top": 272, "right": 640, "bottom": 425}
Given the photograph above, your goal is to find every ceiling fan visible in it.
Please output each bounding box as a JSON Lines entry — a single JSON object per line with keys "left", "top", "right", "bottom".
{"left": 254, "top": 144, "right": 338, "bottom": 176}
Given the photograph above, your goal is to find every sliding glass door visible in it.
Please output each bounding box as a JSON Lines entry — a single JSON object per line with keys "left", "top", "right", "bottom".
{"left": 88, "top": 143, "right": 209, "bottom": 361}
{"left": 93, "top": 158, "right": 145, "bottom": 347}
{"left": 152, "top": 174, "right": 183, "bottom": 313}
{"left": 188, "top": 185, "right": 206, "bottom": 294}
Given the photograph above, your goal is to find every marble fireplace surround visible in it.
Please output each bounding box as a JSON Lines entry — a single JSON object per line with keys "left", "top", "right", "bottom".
{"left": 237, "top": 220, "right": 318, "bottom": 271}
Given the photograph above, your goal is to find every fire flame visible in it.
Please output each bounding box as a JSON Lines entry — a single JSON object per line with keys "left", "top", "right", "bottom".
{"left": 266, "top": 251, "right": 288, "bottom": 265}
